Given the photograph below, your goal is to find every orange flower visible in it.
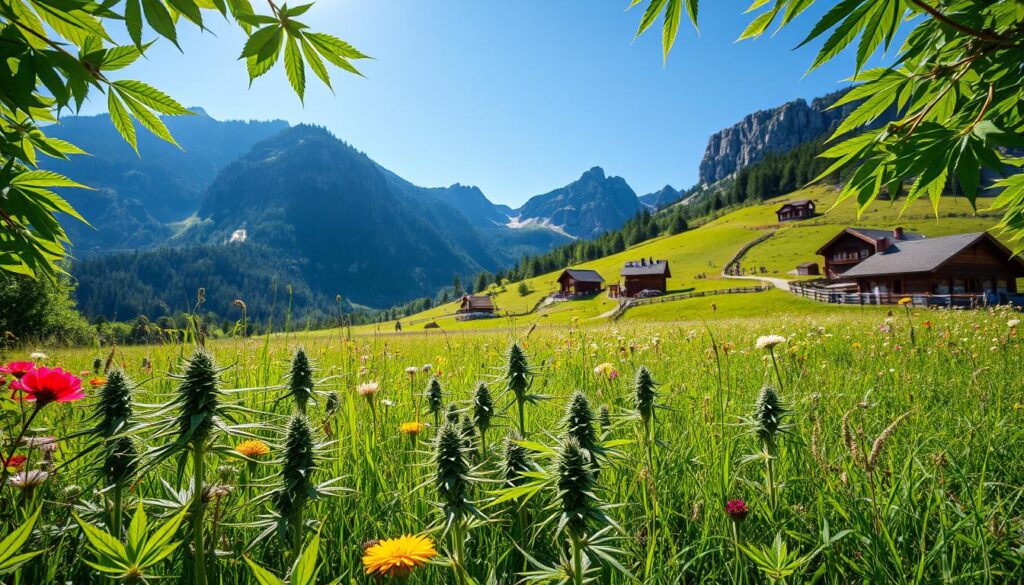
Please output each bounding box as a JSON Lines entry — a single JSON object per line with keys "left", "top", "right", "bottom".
{"left": 399, "top": 421, "right": 426, "bottom": 435}
{"left": 235, "top": 439, "right": 270, "bottom": 458}
{"left": 363, "top": 534, "right": 437, "bottom": 577}
{"left": 88, "top": 376, "right": 107, "bottom": 388}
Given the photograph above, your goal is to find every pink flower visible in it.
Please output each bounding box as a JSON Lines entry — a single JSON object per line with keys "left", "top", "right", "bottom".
{"left": 0, "top": 361, "right": 35, "bottom": 380}
{"left": 18, "top": 367, "right": 84, "bottom": 407}
{"left": 725, "top": 499, "right": 749, "bottom": 522}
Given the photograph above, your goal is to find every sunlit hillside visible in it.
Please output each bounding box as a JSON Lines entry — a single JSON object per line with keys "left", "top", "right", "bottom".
{"left": 350, "top": 186, "right": 1002, "bottom": 333}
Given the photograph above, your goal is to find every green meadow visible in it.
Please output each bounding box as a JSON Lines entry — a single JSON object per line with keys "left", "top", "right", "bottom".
{"left": 3, "top": 307, "right": 1023, "bottom": 583}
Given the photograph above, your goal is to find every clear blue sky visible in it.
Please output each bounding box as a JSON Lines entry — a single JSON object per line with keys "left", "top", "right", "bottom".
{"left": 81, "top": 1, "right": 884, "bottom": 207}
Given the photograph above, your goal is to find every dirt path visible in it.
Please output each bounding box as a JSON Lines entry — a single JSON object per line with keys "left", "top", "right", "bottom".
{"left": 722, "top": 273, "right": 791, "bottom": 291}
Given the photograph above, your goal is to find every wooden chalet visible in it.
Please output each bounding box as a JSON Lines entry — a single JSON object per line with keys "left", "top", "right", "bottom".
{"left": 556, "top": 269, "right": 604, "bottom": 296}
{"left": 458, "top": 295, "right": 496, "bottom": 314}
{"left": 621, "top": 258, "right": 671, "bottom": 297}
{"left": 816, "top": 227, "right": 924, "bottom": 279}
{"left": 776, "top": 200, "right": 816, "bottom": 222}
{"left": 840, "top": 232, "right": 1024, "bottom": 303}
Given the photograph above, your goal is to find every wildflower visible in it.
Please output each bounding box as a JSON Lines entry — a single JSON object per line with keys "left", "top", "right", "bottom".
{"left": 362, "top": 534, "right": 437, "bottom": 578}
{"left": 405, "top": 366, "right": 418, "bottom": 376}
{"left": 29, "top": 352, "right": 47, "bottom": 361}
{"left": 593, "top": 362, "right": 614, "bottom": 379}
{"left": 88, "top": 376, "right": 107, "bottom": 388}
{"left": 381, "top": 399, "right": 396, "bottom": 408}
{"left": 236, "top": 439, "right": 270, "bottom": 458}
{"left": 922, "top": 321, "right": 932, "bottom": 329}
{"left": 0, "top": 361, "right": 35, "bottom": 379}
{"left": 724, "top": 499, "right": 749, "bottom": 522}
{"left": 18, "top": 367, "right": 84, "bottom": 406}
{"left": 3, "top": 454, "right": 27, "bottom": 470}
{"left": 1009, "top": 319, "right": 1020, "bottom": 329}
{"left": 898, "top": 297, "right": 912, "bottom": 306}
{"left": 9, "top": 469, "right": 49, "bottom": 491}
{"left": 357, "top": 381, "right": 380, "bottom": 397}
{"left": 755, "top": 335, "right": 786, "bottom": 350}
{"left": 422, "top": 363, "right": 433, "bottom": 373}
{"left": 400, "top": 421, "right": 426, "bottom": 435}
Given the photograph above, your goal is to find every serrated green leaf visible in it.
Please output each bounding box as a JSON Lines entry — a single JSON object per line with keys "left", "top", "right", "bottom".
{"left": 125, "top": 0, "right": 144, "bottom": 47}
{"left": 10, "top": 170, "right": 89, "bottom": 189}
{"left": 113, "top": 80, "right": 192, "bottom": 115}
{"left": 284, "top": 35, "right": 305, "bottom": 100}
{"left": 141, "top": 0, "right": 178, "bottom": 45}
{"left": 662, "top": 0, "right": 682, "bottom": 63}
{"left": 738, "top": 6, "right": 779, "bottom": 40}
{"left": 117, "top": 91, "right": 179, "bottom": 147}
{"left": 107, "top": 90, "right": 137, "bottom": 153}
{"left": 301, "top": 38, "right": 331, "bottom": 89}
{"left": 635, "top": 0, "right": 667, "bottom": 37}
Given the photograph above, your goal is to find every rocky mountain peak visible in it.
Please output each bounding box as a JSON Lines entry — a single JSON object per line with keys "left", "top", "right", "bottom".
{"left": 697, "top": 89, "right": 875, "bottom": 185}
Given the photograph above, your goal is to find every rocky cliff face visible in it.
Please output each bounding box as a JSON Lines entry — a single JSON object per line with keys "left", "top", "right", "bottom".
{"left": 698, "top": 90, "right": 862, "bottom": 185}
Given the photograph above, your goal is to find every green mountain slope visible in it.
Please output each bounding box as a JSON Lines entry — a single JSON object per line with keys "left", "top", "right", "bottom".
{"left": 352, "top": 185, "right": 1002, "bottom": 331}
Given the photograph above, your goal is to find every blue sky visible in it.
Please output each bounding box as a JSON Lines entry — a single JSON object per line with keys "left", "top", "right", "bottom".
{"left": 81, "top": 1, "right": 880, "bottom": 207}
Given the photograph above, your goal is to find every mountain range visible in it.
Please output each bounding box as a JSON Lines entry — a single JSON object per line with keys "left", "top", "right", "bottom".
{"left": 55, "top": 87, "right": 866, "bottom": 317}
{"left": 52, "top": 113, "right": 652, "bottom": 310}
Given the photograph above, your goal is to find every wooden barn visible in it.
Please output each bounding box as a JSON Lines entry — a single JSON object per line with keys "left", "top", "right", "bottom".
{"left": 816, "top": 227, "right": 924, "bottom": 279}
{"left": 796, "top": 262, "right": 820, "bottom": 276}
{"left": 457, "top": 295, "right": 496, "bottom": 314}
{"left": 621, "top": 258, "right": 671, "bottom": 297}
{"left": 556, "top": 268, "right": 604, "bottom": 296}
{"left": 776, "top": 200, "right": 816, "bottom": 222}
{"left": 841, "top": 232, "right": 1024, "bottom": 303}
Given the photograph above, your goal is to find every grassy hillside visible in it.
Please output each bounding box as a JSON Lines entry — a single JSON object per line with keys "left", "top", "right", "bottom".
{"left": 356, "top": 185, "right": 1002, "bottom": 333}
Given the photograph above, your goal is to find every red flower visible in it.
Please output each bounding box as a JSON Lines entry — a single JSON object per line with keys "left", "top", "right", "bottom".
{"left": 3, "top": 454, "right": 27, "bottom": 470}
{"left": 0, "top": 361, "right": 36, "bottom": 380}
{"left": 18, "top": 367, "right": 84, "bottom": 407}
{"left": 725, "top": 499, "right": 749, "bottom": 522}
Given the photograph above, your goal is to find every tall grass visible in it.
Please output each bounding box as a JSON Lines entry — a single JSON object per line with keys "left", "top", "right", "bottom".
{"left": 1, "top": 306, "right": 1023, "bottom": 583}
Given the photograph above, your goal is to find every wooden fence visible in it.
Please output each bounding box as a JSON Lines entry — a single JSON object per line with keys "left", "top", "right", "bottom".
{"left": 611, "top": 285, "right": 771, "bottom": 320}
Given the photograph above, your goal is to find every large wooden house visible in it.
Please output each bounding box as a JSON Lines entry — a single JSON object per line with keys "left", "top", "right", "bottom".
{"left": 556, "top": 269, "right": 604, "bottom": 296}
{"left": 776, "top": 200, "right": 816, "bottom": 222}
{"left": 816, "top": 227, "right": 924, "bottom": 279}
{"left": 457, "top": 295, "right": 496, "bottom": 315}
{"left": 621, "top": 258, "right": 671, "bottom": 297}
{"left": 840, "top": 232, "right": 1024, "bottom": 302}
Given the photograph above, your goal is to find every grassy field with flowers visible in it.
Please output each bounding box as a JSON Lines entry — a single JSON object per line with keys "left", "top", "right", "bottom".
{"left": 2, "top": 306, "right": 1024, "bottom": 584}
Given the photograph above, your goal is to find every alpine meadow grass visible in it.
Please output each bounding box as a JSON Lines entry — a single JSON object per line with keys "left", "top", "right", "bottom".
{"left": 1, "top": 307, "right": 1023, "bottom": 583}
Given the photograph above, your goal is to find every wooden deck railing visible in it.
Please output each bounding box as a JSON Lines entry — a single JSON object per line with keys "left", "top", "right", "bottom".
{"left": 788, "top": 282, "right": 1024, "bottom": 307}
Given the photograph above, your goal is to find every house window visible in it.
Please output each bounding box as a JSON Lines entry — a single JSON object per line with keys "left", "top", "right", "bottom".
{"left": 859, "top": 248, "right": 869, "bottom": 259}
{"left": 952, "top": 279, "right": 966, "bottom": 294}
{"left": 934, "top": 282, "right": 949, "bottom": 294}
{"left": 997, "top": 279, "right": 1009, "bottom": 294}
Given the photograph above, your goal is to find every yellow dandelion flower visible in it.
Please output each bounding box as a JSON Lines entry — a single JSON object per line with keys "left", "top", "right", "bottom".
{"left": 898, "top": 297, "right": 912, "bottom": 306}
{"left": 362, "top": 534, "right": 437, "bottom": 578}
{"left": 236, "top": 439, "right": 270, "bottom": 458}
{"left": 399, "top": 421, "right": 426, "bottom": 435}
